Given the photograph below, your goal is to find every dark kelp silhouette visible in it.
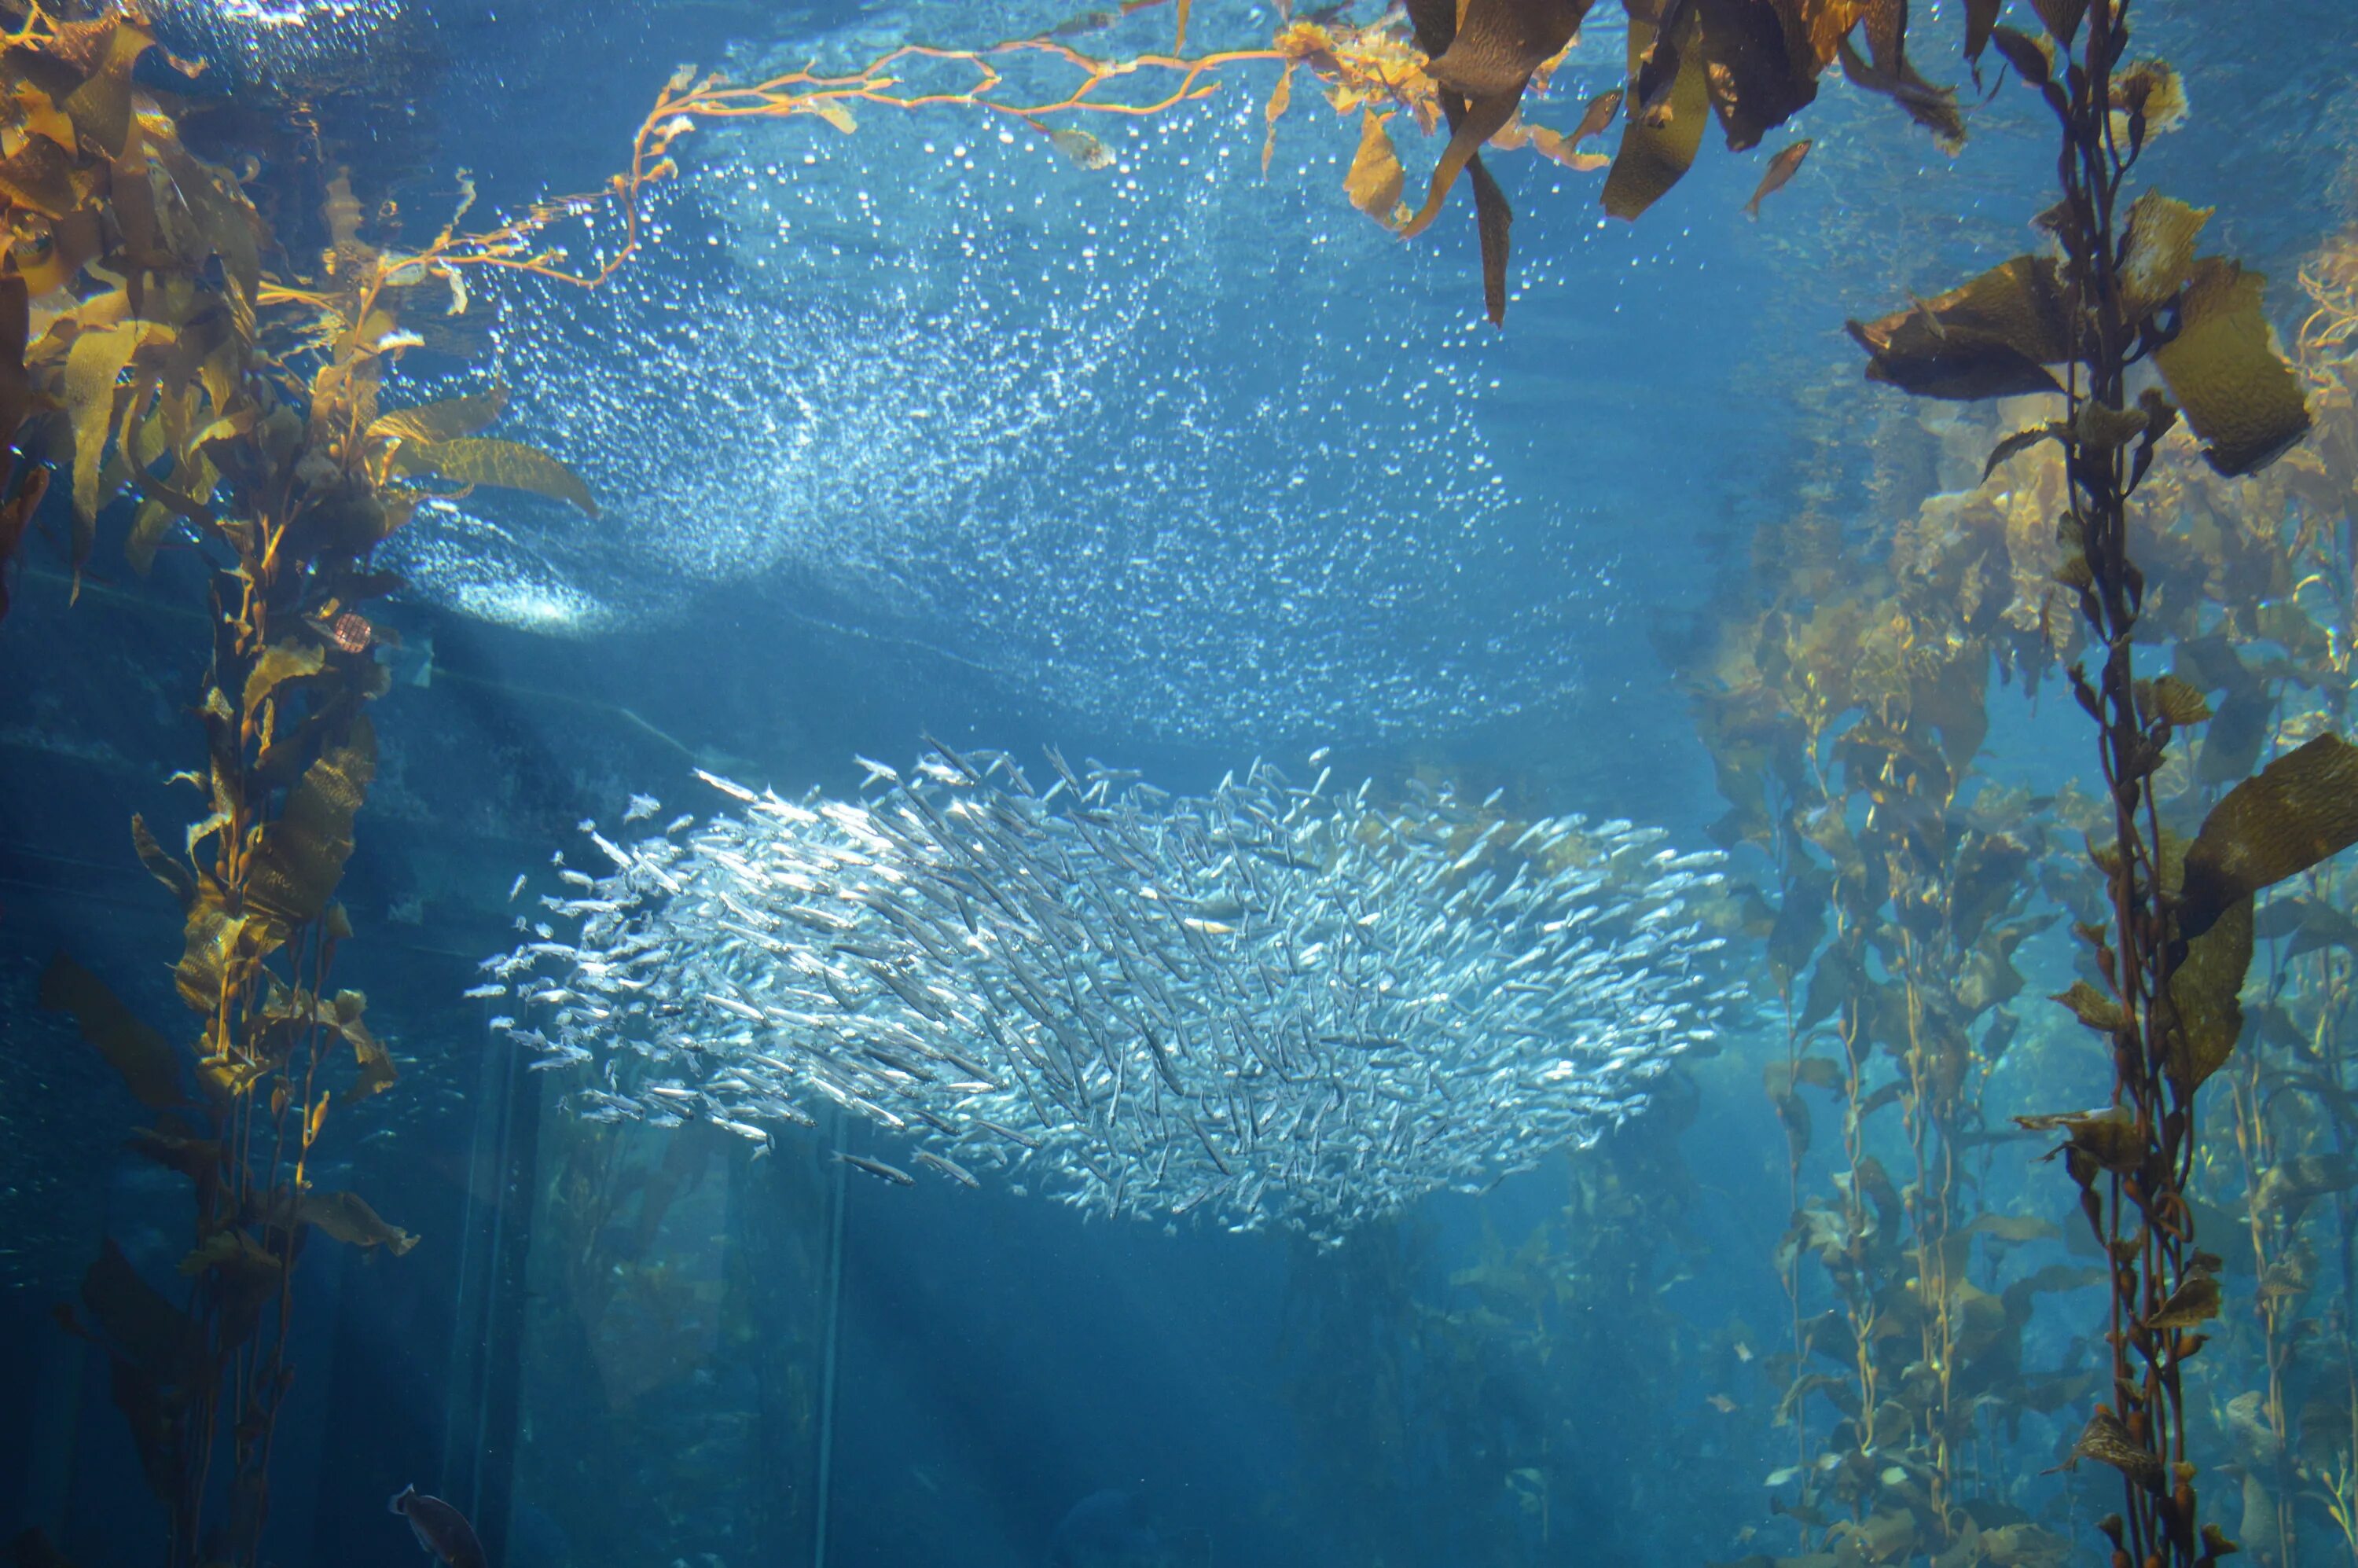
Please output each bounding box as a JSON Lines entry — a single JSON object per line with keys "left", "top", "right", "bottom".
{"left": 1843, "top": 2, "right": 2356, "bottom": 1563}
{"left": 5, "top": 9, "right": 589, "bottom": 1565}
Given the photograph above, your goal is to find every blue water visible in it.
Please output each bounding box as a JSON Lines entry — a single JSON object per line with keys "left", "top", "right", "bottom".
{"left": 2, "top": 0, "right": 2354, "bottom": 1564}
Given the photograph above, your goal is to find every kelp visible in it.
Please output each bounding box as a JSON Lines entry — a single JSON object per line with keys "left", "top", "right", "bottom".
{"left": 312, "top": 0, "right": 1989, "bottom": 346}
{"left": 4, "top": 11, "right": 590, "bottom": 1565}
{"left": 1838, "top": 1, "right": 2353, "bottom": 1562}
{"left": 1666, "top": 369, "right": 2106, "bottom": 1562}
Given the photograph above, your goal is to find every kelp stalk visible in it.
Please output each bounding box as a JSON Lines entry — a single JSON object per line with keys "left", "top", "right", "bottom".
{"left": 10, "top": 12, "right": 593, "bottom": 1563}
{"left": 1841, "top": 0, "right": 2355, "bottom": 1558}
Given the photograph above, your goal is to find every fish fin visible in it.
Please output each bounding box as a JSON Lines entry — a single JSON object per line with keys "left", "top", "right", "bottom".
{"left": 388, "top": 1484, "right": 416, "bottom": 1515}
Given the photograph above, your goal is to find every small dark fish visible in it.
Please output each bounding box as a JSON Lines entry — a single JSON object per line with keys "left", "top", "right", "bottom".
{"left": 1571, "top": 87, "right": 1623, "bottom": 146}
{"left": 1050, "top": 8, "right": 1116, "bottom": 35}
{"left": 1743, "top": 138, "right": 1812, "bottom": 218}
{"left": 839, "top": 1151, "right": 916, "bottom": 1186}
{"left": 389, "top": 1485, "right": 487, "bottom": 1568}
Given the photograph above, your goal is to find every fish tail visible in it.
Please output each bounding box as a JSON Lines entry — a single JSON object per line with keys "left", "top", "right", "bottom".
{"left": 388, "top": 1484, "right": 416, "bottom": 1515}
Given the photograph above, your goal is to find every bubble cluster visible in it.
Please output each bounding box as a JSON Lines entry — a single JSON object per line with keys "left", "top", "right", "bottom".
{"left": 380, "top": 31, "right": 1627, "bottom": 742}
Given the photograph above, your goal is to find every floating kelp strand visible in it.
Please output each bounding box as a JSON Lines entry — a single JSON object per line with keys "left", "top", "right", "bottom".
{"left": 484, "top": 747, "right": 1738, "bottom": 1244}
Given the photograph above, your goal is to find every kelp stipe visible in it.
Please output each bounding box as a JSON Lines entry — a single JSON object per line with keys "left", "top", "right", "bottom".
{"left": 1846, "top": 2, "right": 2358, "bottom": 1563}
{"left": 1666, "top": 362, "right": 2108, "bottom": 1563}
{"left": 4, "top": 10, "right": 592, "bottom": 1562}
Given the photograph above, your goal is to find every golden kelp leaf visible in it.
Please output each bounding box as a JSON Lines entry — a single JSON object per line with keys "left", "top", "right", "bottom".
{"left": 2264, "top": 895, "right": 2358, "bottom": 960}
{"left": 246, "top": 719, "right": 376, "bottom": 931}
{"left": 185, "top": 809, "right": 230, "bottom": 864}
{"left": 1982, "top": 420, "right": 2063, "bottom": 481}
{"left": 65, "top": 318, "right": 140, "bottom": 531}
{"left": 1956, "top": 930, "right": 2028, "bottom": 1015}
{"left": 1830, "top": 1507, "right": 1917, "bottom": 1564}
{"left": 1398, "top": 93, "right": 1519, "bottom": 238}
{"left": 61, "top": 21, "right": 152, "bottom": 160}
{"left": 130, "top": 813, "right": 197, "bottom": 912}
{"left": 367, "top": 387, "right": 509, "bottom": 447}
{"left": 2151, "top": 257, "right": 2311, "bottom": 476}
{"left": 1764, "top": 1060, "right": 1813, "bottom": 1161}
{"left": 151, "top": 137, "right": 263, "bottom": 304}
{"left": 2180, "top": 733, "right": 2358, "bottom": 938}
{"left": 1980, "top": 1525, "right": 2070, "bottom": 1566}
{"left": 2051, "top": 979, "right": 2125, "bottom": 1035}
{"left": 15, "top": 205, "right": 104, "bottom": 297}
{"left": 1603, "top": 7, "right": 1712, "bottom": 220}
{"left": 1963, "top": 0, "right": 2002, "bottom": 67}
{"left": 1846, "top": 255, "right": 2070, "bottom": 399}
{"left": 395, "top": 436, "right": 598, "bottom": 517}
{"left": 17, "top": 83, "right": 76, "bottom": 149}
{"left": 1470, "top": 156, "right": 1511, "bottom": 326}
{"left": 1950, "top": 832, "right": 2029, "bottom": 943}
{"left": 1262, "top": 61, "right": 1295, "bottom": 176}
{"left": 1431, "top": 0, "right": 1593, "bottom": 98}
{"left": 1968, "top": 1212, "right": 2059, "bottom": 1243}
{"left": 2015, "top": 1107, "right": 2143, "bottom": 1173}
{"left": 330, "top": 989, "right": 399, "bottom": 1099}
{"left": 2118, "top": 191, "right": 2209, "bottom": 319}
{"left": 2166, "top": 893, "right": 2250, "bottom": 1092}
{"left": 195, "top": 1056, "right": 269, "bottom": 1106}
{"left": 0, "top": 273, "right": 28, "bottom": 446}
{"left": 1344, "top": 108, "right": 1406, "bottom": 225}
{"left": 2027, "top": 0, "right": 2086, "bottom": 46}
{"left": 126, "top": 1128, "right": 220, "bottom": 1189}
{"left": 2112, "top": 59, "right": 2187, "bottom": 144}
{"left": 1695, "top": 0, "right": 1820, "bottom": 152}
{"left": 2071, "top": 1408, "right": 2165, "bottom": 1490}
{"left": 2257, "top": 1153, "right": 2358, "bottom": 1221}
{"left": 1834, "top": 32, "right": 1964, "bottom": 148}
{"left": 1049, "top": 127, "right": 1115, "bottom": 171}
{"left": 1518, "top": 123, "right": 1609, "bottom": 170}
{"left": 1984, "top": 24, "right": 2054, "bottom": 90}
{"left": 39, "top": 952, "right": 185, "bottom": 1110}
{"left": 127, "top": 450, "right": 218, "bottom": 575}
{"left": 299, "top": 1190, "right": 418, "bottom": 1255}
{"left": 174, "top": 903, "right": 252, "bottom": 1016}
{"left": 2144, "top": 1270, "right": 2222, "bottom": 1331}
{"left": 240, "top": 639, "right": 325, "bottom": 716}
{"left": 1778, "top": 0, "right": 1873, "bottom": 73}
{"left": 0, "top": 133, "right": 79, "bottom": 218}
{"left": 803, "top": 98, "right": 858, "bottom": 134}
{"left": 2069, "top": 397, "right": 2151, "bottom": 451}
{"left": 1400, "top": 0, "right": 1591, "bottom": 236}
{"left": 178, "top": 1228, "right": 279, "bottom": 1282}
{"left": 2147, "top": 674, "right": 2212, "bottom": 725}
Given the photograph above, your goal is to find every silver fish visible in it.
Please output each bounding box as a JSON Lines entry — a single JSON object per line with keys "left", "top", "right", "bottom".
{"left": 481, "top": 745, "right": 1736, "bottom": 1247}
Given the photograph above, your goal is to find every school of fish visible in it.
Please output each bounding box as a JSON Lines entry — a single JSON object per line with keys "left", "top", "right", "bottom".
{"left": 475, "top": 742, "right": 1740, "bottom": 1243}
